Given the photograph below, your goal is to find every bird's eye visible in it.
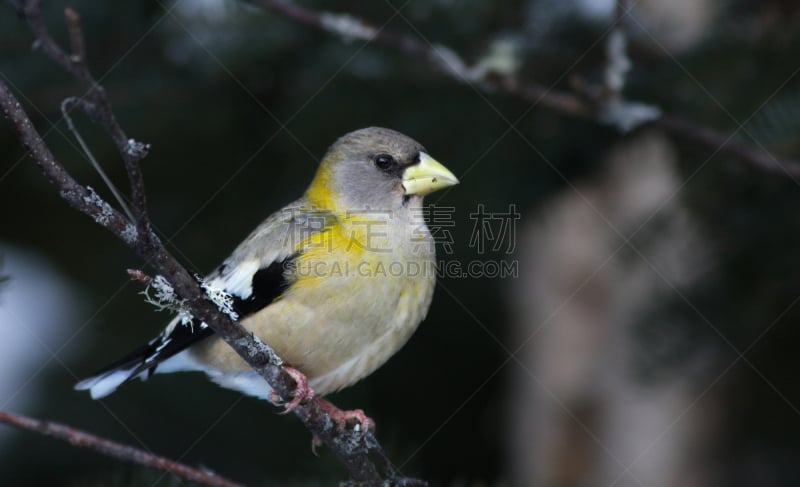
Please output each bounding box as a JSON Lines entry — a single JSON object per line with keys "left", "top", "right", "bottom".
{"left": 374, "top": 154, "right": 395, "bottom": 171}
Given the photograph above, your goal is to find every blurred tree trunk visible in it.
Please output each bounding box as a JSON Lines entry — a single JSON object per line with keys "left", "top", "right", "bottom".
{"left": 507, "top": 132, "right": 719, "bottom": 486}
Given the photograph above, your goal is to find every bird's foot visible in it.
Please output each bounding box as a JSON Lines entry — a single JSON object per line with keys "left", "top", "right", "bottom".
{"left": 311, "top": 435, "right": 324, "bottom": 456}
{"left": 284, "top": 365, "right": 315, "bottom": 410}
{"left": 316, "top": 397, "right": 375, "bottom": 432}
{"left": 269, "top": 365, "right": 314, "bottom": 411}
{"left": 307, "top": 398, "right": 374, "bottom": 454}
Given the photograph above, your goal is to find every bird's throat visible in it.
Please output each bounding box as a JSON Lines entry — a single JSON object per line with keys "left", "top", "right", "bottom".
{"left": 305, "top": 163, "right": 339, "bottom": 211}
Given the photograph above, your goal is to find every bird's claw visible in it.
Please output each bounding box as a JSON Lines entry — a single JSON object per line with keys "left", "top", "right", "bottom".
{"left": 317, "top": 397, "right": 375, "bottom": 432}
{"left": 311, "top": 435, "right": 324, "bottom": 456}
{"left": 269, "top": 365, "right": 314, "bottom": 412}
{"left": 284, "top": 365, "right": 315, "bottom": 410}
{"left": 307, "top": 400, "right": 375, "bottom": 455}
{"left": 350, "top": 409, "right": 375, "bottom": 431}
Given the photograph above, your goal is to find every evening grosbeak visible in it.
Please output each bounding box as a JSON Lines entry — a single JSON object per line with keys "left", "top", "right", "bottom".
{"left": 76, "top": 127, "right": 459, "bottom": 410}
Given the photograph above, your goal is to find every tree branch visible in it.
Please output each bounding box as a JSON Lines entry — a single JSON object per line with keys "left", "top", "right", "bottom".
{"left": 2, "top": 2, "right": 421, "bottom": 484}
{"left": 0, "top": 410, "right": 242, "bottom": 487}
{"left": 247, "top": 0, "right": 800, "bottom": 177}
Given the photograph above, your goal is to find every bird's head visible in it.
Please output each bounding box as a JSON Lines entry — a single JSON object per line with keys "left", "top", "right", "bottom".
{"left": 306, "top": 127, "right": 459, "bottom": 211}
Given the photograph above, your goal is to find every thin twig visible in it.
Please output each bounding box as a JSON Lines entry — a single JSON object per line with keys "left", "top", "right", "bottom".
{"left": 60, "top": 97, "right": 136, "bottom": 222}
{"left": 64, "top": 7, "right": 86, "bottom": 64}
{"left": 248, "top": 0, "right": 800, "bottom": 176}
{"left": 0, "top": 81, "right": 133, "bottom": 242}
{"left": 127, "top": 268, "right": 154, "bottom": 284}
{"left": 655, "top": 114, "right": 800, "bottom": 177}
{"left": 0, "top": 410, "right": 242, "bottom": 487}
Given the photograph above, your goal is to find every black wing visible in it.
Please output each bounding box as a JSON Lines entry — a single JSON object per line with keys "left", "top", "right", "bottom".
{"left": 76, "top": 253, "right": 298, "bottom": 396}
{"left": 128, "top": 253, "right": 297, "bottom": 378}
{"left": 230, "top": 255, "right": 297, "bottom": 317}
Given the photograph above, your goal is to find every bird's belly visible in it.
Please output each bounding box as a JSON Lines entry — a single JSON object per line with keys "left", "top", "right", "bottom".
{"left": 190, "top": 252, "right": 435, "bottom": 395}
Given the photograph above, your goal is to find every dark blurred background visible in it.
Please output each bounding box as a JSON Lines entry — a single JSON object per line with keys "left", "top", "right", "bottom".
{"left": 2, "top": 0, "right": 800, "bottom": 485}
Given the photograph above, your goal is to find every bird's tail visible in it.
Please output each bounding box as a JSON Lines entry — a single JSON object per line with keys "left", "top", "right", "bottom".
{"left": 75, "top": 317, "right": 215, "bottom": 399}
{"left": 74, "top": 341, "right": 159, "bottom": 399}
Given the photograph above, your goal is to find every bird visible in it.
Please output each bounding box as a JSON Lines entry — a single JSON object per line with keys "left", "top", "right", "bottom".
{"left": 75, "top": 127, "right": 459, "bottom": 422}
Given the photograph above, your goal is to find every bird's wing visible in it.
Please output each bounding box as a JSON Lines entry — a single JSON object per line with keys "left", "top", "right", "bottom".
{"left": 76, "top": 199, "right": 334, "bottom": 398}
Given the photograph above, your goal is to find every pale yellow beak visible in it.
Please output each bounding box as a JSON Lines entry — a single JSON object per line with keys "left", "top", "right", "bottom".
{"left": 402, "top": 152, "right": 459, "bottom": 196}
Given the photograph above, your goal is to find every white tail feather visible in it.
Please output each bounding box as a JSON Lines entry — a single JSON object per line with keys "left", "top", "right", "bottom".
{"left": 74, "top": 367, "right": 139, "bottom": 399}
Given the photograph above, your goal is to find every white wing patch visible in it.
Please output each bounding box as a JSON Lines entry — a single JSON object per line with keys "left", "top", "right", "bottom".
{"left": 211, "top": 259, "right": 261, "bottom": 299}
